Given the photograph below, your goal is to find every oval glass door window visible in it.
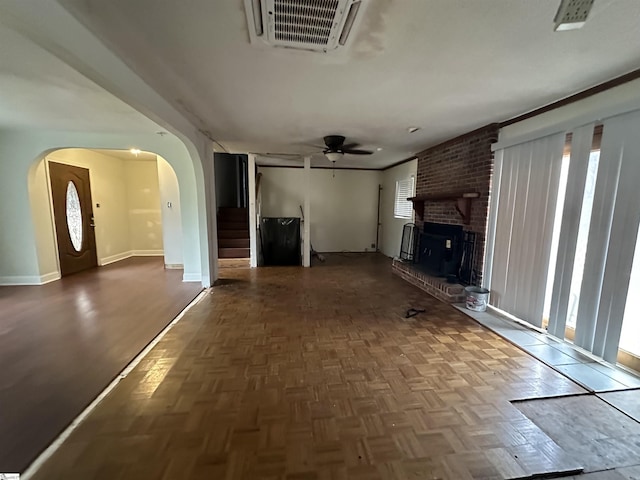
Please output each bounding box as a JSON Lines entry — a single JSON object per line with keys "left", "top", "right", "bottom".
{"left": 65, "top": 181, "right": 83, "bottom": 251}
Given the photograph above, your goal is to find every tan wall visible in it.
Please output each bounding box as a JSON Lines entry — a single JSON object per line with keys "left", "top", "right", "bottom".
{"left": 31, "top": 148, "right": 163, "bottom": 274}
{"left": 124, "top": 159, "right": 163, "bottom": 254}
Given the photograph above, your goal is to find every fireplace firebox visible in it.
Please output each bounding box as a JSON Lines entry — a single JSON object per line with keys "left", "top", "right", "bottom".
{"left": 417, "top": 222, "right": 464, "bottom": 278}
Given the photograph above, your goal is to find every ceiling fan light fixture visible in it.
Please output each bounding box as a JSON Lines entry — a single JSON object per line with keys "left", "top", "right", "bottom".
{"left": 325, "top": 151, "right": 343, "bottom": 162}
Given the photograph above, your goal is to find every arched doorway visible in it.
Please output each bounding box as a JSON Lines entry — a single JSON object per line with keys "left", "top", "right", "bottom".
{"left": 28, "top": 148, "right": 185, "bottom": 279}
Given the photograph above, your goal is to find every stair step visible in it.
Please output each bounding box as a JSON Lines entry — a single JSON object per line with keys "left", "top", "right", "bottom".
{"left": 219, "top": 238, "right": 250, "bottom": 248}
{"left": 218, "top": 207, "right": 248, "bottom": 221}
{"left": 219, "top": 229, "right": 250, "bottom": 239}
{"left": 218, "top": 247, "right": 250, "bottom": 258}
{"left": 218, "top": 221, "right": 249, "bottom": 231}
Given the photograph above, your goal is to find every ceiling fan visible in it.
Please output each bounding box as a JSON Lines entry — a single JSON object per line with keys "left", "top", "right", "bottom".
{"left": 259, "top": 135, "right": 374, "bottom": 164}
{"left": 321, "top": 135, "right": 373, "bottom": 162}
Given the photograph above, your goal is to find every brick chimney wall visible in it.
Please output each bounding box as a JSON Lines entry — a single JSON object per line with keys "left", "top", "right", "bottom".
{"left": 414, "top": 124, "right": 499, "bottom": 284}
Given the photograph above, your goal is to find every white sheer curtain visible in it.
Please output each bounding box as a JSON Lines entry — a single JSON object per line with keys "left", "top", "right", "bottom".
{"left": 489, "top": 133, "right": 565, "bottom": 327}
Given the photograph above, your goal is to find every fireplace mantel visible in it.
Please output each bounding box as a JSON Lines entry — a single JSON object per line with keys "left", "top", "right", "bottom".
{"left": 408, "top": 192, "right": 479, "bottom": 224}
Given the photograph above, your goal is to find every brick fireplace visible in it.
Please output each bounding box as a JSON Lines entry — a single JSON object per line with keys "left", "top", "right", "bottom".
{"left": 392, "top": 123, "right": 499, "bottom": 301}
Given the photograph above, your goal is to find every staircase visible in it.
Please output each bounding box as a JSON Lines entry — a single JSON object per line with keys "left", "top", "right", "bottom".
{"left": 217, "top": 207, "right": 250, "bottom": 258}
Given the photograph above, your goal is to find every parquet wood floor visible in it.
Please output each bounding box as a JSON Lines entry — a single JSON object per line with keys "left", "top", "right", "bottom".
{"left": 0, "top": 258, "right": 202, "bottom": 472}
{"left": 29, "top": 255, "right": 589, "bottom": 479}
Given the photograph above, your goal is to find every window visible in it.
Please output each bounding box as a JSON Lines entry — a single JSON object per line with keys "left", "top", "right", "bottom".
{"left": 394, "top": 177, "right": 414, "bottom": 219}
{"left": 66, "top": 181, "right": 83, "bottom": 251}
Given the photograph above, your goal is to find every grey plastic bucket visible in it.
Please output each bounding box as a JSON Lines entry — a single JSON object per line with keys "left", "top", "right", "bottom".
{"left": 465, "top": 286, "right": 490, "bottom": 312}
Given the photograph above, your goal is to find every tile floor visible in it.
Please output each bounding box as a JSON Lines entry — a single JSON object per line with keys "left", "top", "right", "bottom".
{"left": 456, "top": 305, "right": 640, "bottom": 393}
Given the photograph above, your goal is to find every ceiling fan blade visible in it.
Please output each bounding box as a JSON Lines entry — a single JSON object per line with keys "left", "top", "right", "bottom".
{"left": 342, "top": 148, "right": 373, "bottom": 155}
{"left": 341, "top": 143, "right": 361, "bottom": 150}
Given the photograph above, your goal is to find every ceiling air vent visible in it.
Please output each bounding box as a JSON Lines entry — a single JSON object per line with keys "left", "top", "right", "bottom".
{"left": 244, "top": 0, "right": 365, "bottom": 53}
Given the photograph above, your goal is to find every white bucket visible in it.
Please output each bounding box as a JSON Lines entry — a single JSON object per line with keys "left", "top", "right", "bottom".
{"left": 465, "top": 286, "right": 490, "bottom": 312}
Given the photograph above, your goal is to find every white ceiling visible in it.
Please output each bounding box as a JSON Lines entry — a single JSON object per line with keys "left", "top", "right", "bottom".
{"left": 5, "top": 1, "right": 640, "bottom": 168}
{"left": 0, "top": 24, "right": 163, "bottom": 134}
{"left": 57, "top": 0, "right": 640, "bottom": 168}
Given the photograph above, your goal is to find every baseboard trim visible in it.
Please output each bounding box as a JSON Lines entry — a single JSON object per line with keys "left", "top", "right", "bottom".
{"left": 0, "top": 272, "right": 61, "bottom": 286}
{"left": 132, "top": 250, "right": 164, "bottom": 256}
{"left": 0, "top": 275, "right": 42, "bottom": 286}
{"left": 164, "top": 264, "right": 184, "bottom": 270}
{"left": 40, "top": 272, "right": 61, "bottom": 284}
{"left": 100, "top": 250, "right": 165, "bottom": 266}
{"left": 182, "top": 272, "right": 201, "bottom": 282}
{"left": 100, "top": 251, "right": 133, "bottom": 266}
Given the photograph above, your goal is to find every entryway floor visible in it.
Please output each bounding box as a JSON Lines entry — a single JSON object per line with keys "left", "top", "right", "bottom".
{"left": 24, "top": 254, "right": 609, "bottom": 480}
{"left": 0, "top": 257, "right": 202, "bottom": 472}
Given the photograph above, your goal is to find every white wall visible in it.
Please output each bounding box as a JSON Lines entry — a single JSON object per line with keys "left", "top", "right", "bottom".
{"left": 380, "top": 159, "right": 418, "bottom": 258}
{"left": 259, "top": 167, "right": 381, "bottom": 252}
{"left": 157, "top": 155, "right": 183, "bottom": 267}
{"left": 124, "top": 158, "right": 163, "bottom": 254}
{"left": 0, "top": 130, "right": 205, "bottom": 285}
{"left": 0, "top": 2, "right": 217, "bottom": 286}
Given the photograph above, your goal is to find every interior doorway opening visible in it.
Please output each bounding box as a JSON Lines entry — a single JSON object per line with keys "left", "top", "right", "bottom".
{"left": 215, "top": 153, "right": 250, "bottom": 269}
{"left": 30, "top": 148, "right": 185, "bottom": 279}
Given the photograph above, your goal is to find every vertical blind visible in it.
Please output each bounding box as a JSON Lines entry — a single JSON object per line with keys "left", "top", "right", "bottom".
{"left": 547, "top": 123, "right": 595, "bottom": 338}
{"left": 573, "top": 110, "right": 640, "bottom": 362}
{"left": 489, "top": 133, "right": 565, "bottom": 327}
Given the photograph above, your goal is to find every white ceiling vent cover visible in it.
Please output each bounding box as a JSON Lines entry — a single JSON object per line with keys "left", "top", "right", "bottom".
{"left": 245, "top": 0, "right": 365, "bottom": 52}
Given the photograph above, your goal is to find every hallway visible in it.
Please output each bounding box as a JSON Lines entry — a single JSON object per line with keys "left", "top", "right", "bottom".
{"left": 25, "top": 255, "right": 640, "bottom": 479}
{"left": 0, "top": 258, "right": 202, "bottom": 472}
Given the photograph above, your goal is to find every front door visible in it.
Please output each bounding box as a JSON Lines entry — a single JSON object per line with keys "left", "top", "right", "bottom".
{"left": 49, "top": 162, "right": 98, "bottom": 276}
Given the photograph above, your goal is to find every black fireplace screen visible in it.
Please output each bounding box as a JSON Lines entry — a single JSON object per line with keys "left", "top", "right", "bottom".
{"left": 458, "top": 231, "right": 476, "bottom": 285}
{"left": 408, "top": 222, "right": 477, "bottom": 285}
{"left": 399, "top": 223, "right": 418, "bottom": 261}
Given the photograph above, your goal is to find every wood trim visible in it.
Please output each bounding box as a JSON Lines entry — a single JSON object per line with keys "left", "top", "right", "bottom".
{"left": 257, "top": 165, "right": 381, "bottom": 171}
{"left": 408, "top": 192, "right": 480, "bottom": 224}
{"left": 500, "top": 68, "right": 640, "bottom": 128}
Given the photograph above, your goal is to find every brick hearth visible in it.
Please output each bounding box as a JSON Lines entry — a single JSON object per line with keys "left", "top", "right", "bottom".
{"left": 392, "top": 258, "right": 466, "bottom": 304}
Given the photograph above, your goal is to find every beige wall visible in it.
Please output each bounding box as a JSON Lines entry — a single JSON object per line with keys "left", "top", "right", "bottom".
{"left": 380, "top": 159, "right": 418, "bottom": 258}
{"left": 259, "top": 167, "right": 381, "bottom": 252}
{"left": 157, "top": 156, "right": 184, "bottom": 266}
{"left": 31, "top": 148, "right": 163, "bottom": 276}
{"left": 125, "top": 159, "right": 163, "bottom": 254}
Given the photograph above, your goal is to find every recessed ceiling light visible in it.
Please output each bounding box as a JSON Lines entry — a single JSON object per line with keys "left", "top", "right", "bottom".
{"left": 130, "top": 148, "right": 141, "bottom": 156}
{"left": 376, "top": 147, "right": 383, "bottom": 151}
{"left": 408, "top": 127, "right": 420, "bottom": 133}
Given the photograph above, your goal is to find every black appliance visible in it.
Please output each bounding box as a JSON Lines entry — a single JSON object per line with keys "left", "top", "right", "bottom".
{"left": 260, "top": 217, "right": 301, "bottom": 266}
